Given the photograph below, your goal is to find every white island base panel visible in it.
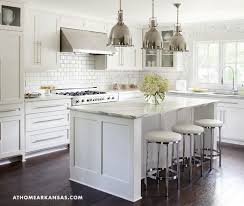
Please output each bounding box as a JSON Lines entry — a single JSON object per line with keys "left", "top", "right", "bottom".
{"left": 69, "top": 100, "right": 217, "bottom": 202}
{"left": 70, "top": 113, "right": 142, "bottom": 202}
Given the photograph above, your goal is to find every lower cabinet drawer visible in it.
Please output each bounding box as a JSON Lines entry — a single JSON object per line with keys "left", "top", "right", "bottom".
{"left": 26, "top": 128, "right": 69, "bottom": 152}
{"left": 26, "top": 111, "right": 69, "bottom": 132}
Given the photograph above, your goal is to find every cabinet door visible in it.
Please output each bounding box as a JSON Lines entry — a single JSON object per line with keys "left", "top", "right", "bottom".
{"left": 25, "top": 10, "right": 59, "bottom": 71}
{"left": 38, "top": 12, "right": 60, "bottom": 70}
{"left": 0, "top": 116, "right": 22, "bottom": 158}
{"left": 0, "top": 31, "right": 22, "bottom": 103}
{"left": 218, "top": 106, "right": 244, "bottom": 143}
{"left": 107, "top": 49, "right": 120, "bottom": 70}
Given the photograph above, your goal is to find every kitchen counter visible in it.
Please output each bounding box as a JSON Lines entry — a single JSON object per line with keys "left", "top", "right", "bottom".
{"left": 169, "top": 90, "right": 244, "bottom": 99}
{"left": 70, "top": 96, "right": 219, "bottom": 119}
{"left": 24, "top": 94, "right": 72, "bottom": 102}
{"left": 69, "top": 96, "right": 218, "bottom": 202}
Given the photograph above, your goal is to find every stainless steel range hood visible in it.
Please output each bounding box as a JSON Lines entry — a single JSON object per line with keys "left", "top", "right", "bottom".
{"left": 60, "top": 27, "right": 115, "bottom": 55}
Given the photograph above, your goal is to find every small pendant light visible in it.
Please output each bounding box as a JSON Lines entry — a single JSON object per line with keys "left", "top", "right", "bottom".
{"left": 169, "top": 3, "right": 188, "bottom": 52}
{"left": 142, "top": 0, "right": 163, "bottom": 50}
{"left": 107, "top": 0, "right": 133, "bottom": 47}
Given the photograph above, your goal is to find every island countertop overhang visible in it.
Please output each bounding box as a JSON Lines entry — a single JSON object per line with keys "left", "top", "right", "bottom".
{"left": 69, "top": 96, "right": 219, "bottom": 119}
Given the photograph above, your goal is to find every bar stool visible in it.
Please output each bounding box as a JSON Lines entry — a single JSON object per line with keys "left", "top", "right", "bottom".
{"left": 145, "top": 131, "right": 182, "bottom": 197}
{"left": 172, "top": 124, "right": 204, "bottom": 181}
{"left": 195, "top": 119, "right": 223, "bottom": 171}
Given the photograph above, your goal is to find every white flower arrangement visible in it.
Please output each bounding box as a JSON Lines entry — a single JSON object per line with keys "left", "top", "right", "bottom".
{"left": 139, "top": 73, "right": 169, "bottom": 104}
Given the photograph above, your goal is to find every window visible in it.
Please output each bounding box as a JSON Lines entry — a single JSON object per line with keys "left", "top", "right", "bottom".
{"left": 195, "top": 40, "right": 244, "bottom": 85}
{"left": 195, "top": 42, "right": 219, "bottom": 84}
{"left": 223, "top": 42, "right": 244, "bottom": 83}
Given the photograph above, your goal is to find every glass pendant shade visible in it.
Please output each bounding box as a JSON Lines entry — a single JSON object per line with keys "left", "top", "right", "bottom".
{"left": 142, "top": 0, "right": 163, "bottom": 50}
{"left": 169, "top": 3, "right": 188, "bottom": 52}
{"left": 107, "top": 1, "right": 133, "bottom": 47}
{"left": 143, "top": 18, "right": 163, "bottom": 50}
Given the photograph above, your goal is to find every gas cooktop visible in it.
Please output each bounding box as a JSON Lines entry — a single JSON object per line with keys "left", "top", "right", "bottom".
{"left": 54, "top": 88, "right": 118, "bottom": 106}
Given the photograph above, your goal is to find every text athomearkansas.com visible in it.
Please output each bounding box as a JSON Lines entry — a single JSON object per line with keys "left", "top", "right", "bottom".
{"left": 13, "top": 195, "right": 83, "bottom": 201}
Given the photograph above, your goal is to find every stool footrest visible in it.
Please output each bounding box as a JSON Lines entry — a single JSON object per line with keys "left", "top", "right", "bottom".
{"left": 203, "top": 148, "right": 221, "bottom": 158}
{"left": 147, "top": 167, "right": 179, "bottom": 181}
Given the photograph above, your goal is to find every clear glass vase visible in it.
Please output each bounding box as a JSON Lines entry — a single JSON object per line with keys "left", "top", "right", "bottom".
{"left": 145, "top": 93, "right": 165, "bottom": 105}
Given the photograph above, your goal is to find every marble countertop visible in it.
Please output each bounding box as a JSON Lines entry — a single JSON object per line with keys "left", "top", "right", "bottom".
{"left": 70, "top": 96, "right": 219, "bottom": 119}
{"left": 25, "top": 94, "right": 72, "bottom": 102}
{"left": 169, "top": 90, "right": 244, "bottom": 99}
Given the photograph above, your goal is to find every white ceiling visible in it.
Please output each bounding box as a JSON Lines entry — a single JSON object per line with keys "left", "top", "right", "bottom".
{"left": 27, "top": 0, "right": 244, "bottom": 25}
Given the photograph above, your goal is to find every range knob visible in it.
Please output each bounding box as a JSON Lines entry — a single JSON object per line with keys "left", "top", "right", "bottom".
{"left": 76, "top": 100, "right": 80, "bottom": 104}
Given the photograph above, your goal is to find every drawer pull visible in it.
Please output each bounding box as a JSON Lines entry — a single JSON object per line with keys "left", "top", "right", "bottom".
{"left": 34, "top": 105, "right": 65, "bottom": 109}
{"left": 33, "top": 135, "right": 63, "bottom": 143}
{"left": 0, "top": 109, "right": 19, "bottom": 113}
{"left": 33, "top": 118, "right": 64, "bottom": 124}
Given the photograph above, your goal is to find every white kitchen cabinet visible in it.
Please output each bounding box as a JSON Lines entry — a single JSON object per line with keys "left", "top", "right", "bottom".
{"left": 0, "top": 116, "right": 21, "bottom": 158}
{"left": 0, "top": 30, "right": 23, "bottom": 104}
{"left": 25, "top": 98, "right": 71, "bottom": 154}
{"left": 24, "top": 9, "right": 60, "bottom": 71}
{"left": 0, "top": 104, "right": 24, "bottom": 160}
{"left": 217, "top": 104, "right": 244, "bottom": 145}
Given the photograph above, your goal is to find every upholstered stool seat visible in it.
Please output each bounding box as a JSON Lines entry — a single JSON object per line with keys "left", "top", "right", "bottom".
{"left": 146, "top": 131, "right": 182, "bottom": 143}
{"left": 172, "top": 124, "right": 204, "bottom": 135}
{"left": 195, "top": 119, "right": 223, "bottom": 128}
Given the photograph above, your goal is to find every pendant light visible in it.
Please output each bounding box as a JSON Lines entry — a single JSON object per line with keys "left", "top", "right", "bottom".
{"left": 107, "top": 0, "right": 133, "bottom": 47}
{"left": 169, "top": 3, "right": 188, "bottom": 52}
{"left": 142, "top": 0, "right": 163, "bottom": 50}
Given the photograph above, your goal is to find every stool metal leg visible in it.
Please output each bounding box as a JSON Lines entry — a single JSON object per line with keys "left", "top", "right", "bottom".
{"left": 210, "top": 128, "right": 214, "bottom": 171}
{"left": 200, "top": 133, "right": 204, "bottom": 177}
{"left": 193, "top": 135, "right": 196, "bottom": 164}
{"left": 219, "top": 127, "right": 222, "bottom": 167}
{"left": 176, "top": 142, "right": 180, "bottom": 191}
{"left": 202, "top": 130, "right": 205, "bottom": 158}
{"left": 156, "top": 143, "right": 161, "bottom": 183}
{"left": 189, "top": 134, "right": 193, "bottom": 182}
{"left": 172, "top": 143, "right": 175, "bottom": 167}
{"left": 145, "top": 141, "right": 149, "bottom": 187}
{"left": 165, "top": 144, "right": 169, "bottom": 197}
{"left": 182, "top": 135, "right": 186, "bottom": 166}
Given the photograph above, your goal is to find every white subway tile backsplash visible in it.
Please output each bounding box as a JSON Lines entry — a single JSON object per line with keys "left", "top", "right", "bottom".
{"left": 25, "top": 53, "right": 185, "bottom": 92}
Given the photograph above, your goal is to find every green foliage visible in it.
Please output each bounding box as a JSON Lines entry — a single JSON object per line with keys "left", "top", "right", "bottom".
{"left": 139, "top": 73, "right": 169, "bottom": 96}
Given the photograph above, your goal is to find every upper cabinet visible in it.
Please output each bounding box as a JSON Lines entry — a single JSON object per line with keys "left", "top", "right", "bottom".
{"left": 24, "top": 9, "right": 60, "bottom": 71}
{"left": 106, "top": 26, "right": 142, "bottom": 71}
{"left": 142, "top": 29, "right": 184, "bottom": 70}
{"left": 0, "top": 30, "right": 23, "bottom": 103}
{"left": 0, "top": 0, "right": 23, "bottom": 31}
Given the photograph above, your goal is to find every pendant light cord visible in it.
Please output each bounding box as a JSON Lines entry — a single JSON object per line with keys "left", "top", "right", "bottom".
{"left": 177, "top": 6, "right": 179, "bottom": 25}
{"left": 152, "top": 0, "right": 155, "bottom": 18}
{"left": 120, "top": 0, "right": 122, "bottom": 11}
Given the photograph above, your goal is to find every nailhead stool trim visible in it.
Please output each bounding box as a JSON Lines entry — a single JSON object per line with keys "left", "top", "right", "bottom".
{"left": 195, "top": 119, "right": 223, "bottom": 171}
{"left": 172, "top": 124, "right": 204, "bottom": 182}
{"left": 145, "top": 131, "right": 182, "bottom": 197}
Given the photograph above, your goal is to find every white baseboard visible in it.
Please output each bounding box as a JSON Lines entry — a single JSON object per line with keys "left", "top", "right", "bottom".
{"left": 25, "top": 145, "right": 69, "bottom": 159}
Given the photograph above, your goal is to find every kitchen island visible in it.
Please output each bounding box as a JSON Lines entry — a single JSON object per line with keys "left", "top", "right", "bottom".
{"left": 69, "top": 96, "right": 219, "bottom": 202}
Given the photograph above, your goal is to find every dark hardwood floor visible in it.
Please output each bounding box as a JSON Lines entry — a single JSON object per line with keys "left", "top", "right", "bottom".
{"left": 1, "top": 145, "right": 244, "bottom": 206}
